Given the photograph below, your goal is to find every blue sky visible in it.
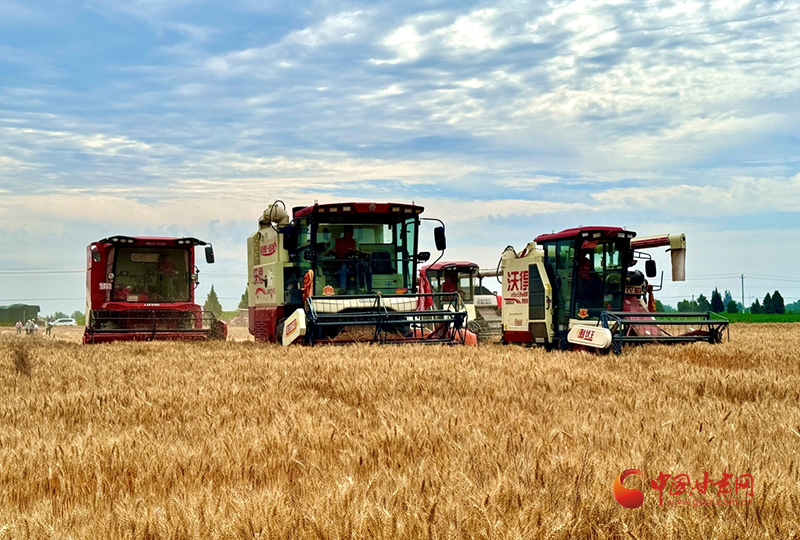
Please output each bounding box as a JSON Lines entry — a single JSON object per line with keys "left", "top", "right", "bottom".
{"left": 2, "top": 0, "right": 800, "bottom": 315}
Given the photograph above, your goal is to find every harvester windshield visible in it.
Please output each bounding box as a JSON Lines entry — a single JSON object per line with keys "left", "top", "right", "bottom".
{"left": 538, "top": 229, "right": 630, "bottom": 326}
{"left": 297, "top": 218, "right": 418, "bottom": 296}
{"left": 111, "top": 247, "right": 191, "bottom": 303}
{"left": 425, "top": 263, "right": 479, "bottom": 304}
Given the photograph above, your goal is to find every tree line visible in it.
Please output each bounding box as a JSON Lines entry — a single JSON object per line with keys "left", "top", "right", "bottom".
{"left": 664, "top": 288, "right": 789, "bottom": 314}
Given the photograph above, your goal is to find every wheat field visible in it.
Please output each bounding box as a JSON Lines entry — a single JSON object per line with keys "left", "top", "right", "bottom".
{"left": 1, "top": 324, "right": 799, "bottom": 539}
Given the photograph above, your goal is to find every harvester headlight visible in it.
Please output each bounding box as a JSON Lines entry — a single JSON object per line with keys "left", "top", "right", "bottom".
{"left": 107, "top": 272, "right": 115, "bottom": 281}
{"left": 342, "top": 205, "right": 352, "bottom": 212}
{"left": 191, "top": 273, "right": 199, "bottom": 283}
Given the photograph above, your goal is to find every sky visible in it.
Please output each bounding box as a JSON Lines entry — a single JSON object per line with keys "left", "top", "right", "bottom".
{"left": 2, "top": 0, "right": 800, "bottom": 316}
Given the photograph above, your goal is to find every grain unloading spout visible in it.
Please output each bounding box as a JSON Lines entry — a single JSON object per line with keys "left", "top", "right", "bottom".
{"left": 631, "top": 233, "right": 686, "bottom": 282}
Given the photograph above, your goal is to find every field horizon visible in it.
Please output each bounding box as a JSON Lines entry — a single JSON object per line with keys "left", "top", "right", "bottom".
{"left": 1, "top": 324, "right": 798, "bottom": 539}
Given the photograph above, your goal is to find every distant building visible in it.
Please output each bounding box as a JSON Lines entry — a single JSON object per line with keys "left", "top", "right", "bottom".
{"left": 0, "top": 304, "right": 40, "bottom": 325}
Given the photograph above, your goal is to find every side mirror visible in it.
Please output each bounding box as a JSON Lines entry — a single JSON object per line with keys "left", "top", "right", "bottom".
{"left": 645, "top": 260, "right": 657, "bottom": 278}
{"left": 90, "top": 245, "right": 101, "bottom": 263}
{"left": 417, "top": 251, "right": 431, "bottom": 262}
{"left": 434, "top": 226, "right": 446, "bottom": 251}
{"left": 205, "top": 245, "right": 215, "bottom": 264}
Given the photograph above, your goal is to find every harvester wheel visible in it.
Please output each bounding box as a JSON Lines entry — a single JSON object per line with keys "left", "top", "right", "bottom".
{"left": 467, "top": 320, "right": 481, "bottom": 335}
{"left": 275, "top": 317, "right": 286, "bottom": 344}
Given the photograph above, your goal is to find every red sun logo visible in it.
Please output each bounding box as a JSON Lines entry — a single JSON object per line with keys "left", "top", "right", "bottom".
{"left": 613, "top": 469, "right": 647, "bottom": 509}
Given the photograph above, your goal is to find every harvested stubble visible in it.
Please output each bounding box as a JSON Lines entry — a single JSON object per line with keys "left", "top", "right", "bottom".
{"left": 1, "top": 324, "right": 799, "bottom": 539}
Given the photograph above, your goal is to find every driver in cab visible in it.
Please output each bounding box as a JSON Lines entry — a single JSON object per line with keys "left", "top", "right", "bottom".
{"left": 327, "top": 225, "right": 371, "bottom": 293}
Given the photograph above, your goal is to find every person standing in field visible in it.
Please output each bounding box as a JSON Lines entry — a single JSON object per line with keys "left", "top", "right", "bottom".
{"left": 46, "top": 318, "right": 53, "bottom": 336}
{"left": 15, "top": 320, "right": 22, "bottom": 335}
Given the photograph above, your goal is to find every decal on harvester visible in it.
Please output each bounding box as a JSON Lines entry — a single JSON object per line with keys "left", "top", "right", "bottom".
{"left": 578, "top": 308, "right": 589, "bottom": 318}
{"left": 260, "top": 242, "right": 277, "bottom": 257}
{"left": 286, "top": 319, "right": 298, "bottom": 336}
{"left": 506, "top": 270, "right": 529, "bottom": 293}
{"left": 577, "top": 327, "right": 594, "bottom": 340}
{"left": 99, "top": 282, "right": 112, "bottom": 290}
{"left": 323, "top": 285, "right": 335, "bottom": 296}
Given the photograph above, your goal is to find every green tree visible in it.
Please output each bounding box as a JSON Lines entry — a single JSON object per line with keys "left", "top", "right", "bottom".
{"left": 697, "top": 294, "right": 710, "bottom": 312}
{"left": 654, "top": 300, "right": 675, "bottom": 312}
{"left": 238, "top": 287, "right": 249, "bottom": 309}
{"left": 772, "top": 290, "right": 786, "bottom": 314}
{"left": 711, "top": 288, "right": 724, "bottom": 312}
{"left": 785, "top": 300, "right": 800, "bottom": 313}
{"left": 763, "top": 292, "right": 773, "bottom": 314}
{"left": 53, "top": 311, "right": 68, "bottom": 320}
{"left": 725, "top": 299, "right": 738, "bottom": 313}
{"left": 677, "top": 299, "right": 699, "bottom": 312}
{"left": 750, "top": 299, "right": 762, "bottom": 314}
{"left": 723, "top": 290, "right": 733, "bottom": 307}
{"left": 204, "top": 285, "right": 223, "bottom": 317}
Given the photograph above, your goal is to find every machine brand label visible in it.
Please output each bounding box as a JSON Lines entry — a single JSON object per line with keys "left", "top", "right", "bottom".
{"left": 323, "top": 285, "right": 335, "bottom": 296}
{"left": 476, "top": 298, "right": 493, "bottom": 305}
{"left": 626, "top": 285, "right": 643, "bottom": 295}
{"left": 578, "top": 308, "right": 589, "bottom": 318}
{"left": 506, "top": 270, "right": 529, "bottom": 293}
{"left": 260, "top": 242, "right": 278, "bottom": 257}
{"left": 144, "top": 303, "right": 161, "bottom": 307}
{"left": 99, "top": 282, "right": 112, "bottom": 290}
{"left": 286, "top": 319, "right": 298, "bottom": 336}
{"left": 577, "top": 327, "right": 594, "bottom": 340}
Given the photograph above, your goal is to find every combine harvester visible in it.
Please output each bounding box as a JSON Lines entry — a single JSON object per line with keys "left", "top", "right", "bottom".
{"left": 499, "top": 227, "right": 729, "bottom": 353}
{"left": 84, "top": 236, "right": 227, "bottom": 344}
{"left": 419, "top": 261, "right": 502, "bottom": 343}
{"left": 247, "top": 201, "right": 473, "bottom": 345}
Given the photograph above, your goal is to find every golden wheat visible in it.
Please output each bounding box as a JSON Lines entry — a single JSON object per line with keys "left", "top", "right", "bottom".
{"left": 1, "top": 324, "right": 798, "bottom": 539}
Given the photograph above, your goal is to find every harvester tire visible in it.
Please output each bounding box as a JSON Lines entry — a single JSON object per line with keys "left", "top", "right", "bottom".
{"left": 467, "top": 320, "right": 481, "bottom": 335}
{"left": 275, "top": 317, "right": 286, "bottom": 345}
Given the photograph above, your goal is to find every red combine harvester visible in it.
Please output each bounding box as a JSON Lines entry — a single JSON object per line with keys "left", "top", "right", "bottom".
{"left": 84, "top": 235, "right": 227, "bottom": 344}
{"left": 247, "top": 201, "right": 472, "bottom": 345}
{"left": 499, "top": 227, "right": 729, "bottom": 353}
{"left": 420, "top": 261, "right": 502, "bottom": 343}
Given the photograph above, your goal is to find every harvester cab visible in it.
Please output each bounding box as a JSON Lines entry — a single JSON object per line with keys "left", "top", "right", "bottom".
{"left": 83, "top": 236, "right": 227, "bottom": 344}
{"left": 499, "top": 227, "right": 728, "bottom": 353}
{"left": 248, "top": 201, "right": 472, "bottom": 345}
{"left": 421, "top": 261, "right": 502, "bottom": 343}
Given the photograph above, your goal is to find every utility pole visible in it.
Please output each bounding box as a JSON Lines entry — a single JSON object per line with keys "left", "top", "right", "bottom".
{"left": 741, "top": 274, "right": 745, "bottom": 309}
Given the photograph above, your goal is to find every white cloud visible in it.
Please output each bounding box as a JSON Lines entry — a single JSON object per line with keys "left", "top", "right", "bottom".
{"left": 591, "top": 173, "right": 800, "bottom": 215}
